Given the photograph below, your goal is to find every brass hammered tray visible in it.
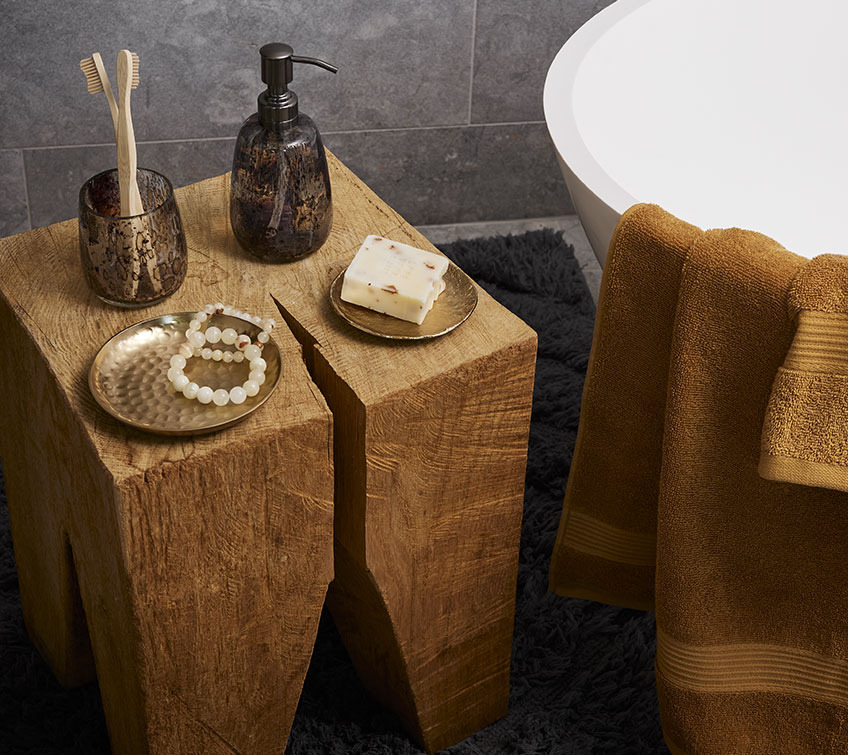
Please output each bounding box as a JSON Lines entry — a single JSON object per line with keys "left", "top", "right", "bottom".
{"left": 329, "top": 262, "right": 478, "bottom": 340}
{"left": 89, "top": 313, "right": 281, "bottom": 435}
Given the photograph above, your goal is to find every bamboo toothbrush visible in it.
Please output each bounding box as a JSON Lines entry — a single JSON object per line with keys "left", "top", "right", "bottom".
{"left": 80, "top": 51, "right": 143, "bottom": 210}
{"left": 79, "top": 53, "right": 119, "bottom": 139}
{"left": 115, "top": 49, "right": 143, "bottom": 217}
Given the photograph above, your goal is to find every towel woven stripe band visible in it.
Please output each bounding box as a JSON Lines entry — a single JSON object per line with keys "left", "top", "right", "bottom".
{"left": 560, "top": 510, "right": 656, "bottom": 566}
{"left": 783, "top": 311, "right": 848, "bottom": 374}
{"left": 656, "top": 629, "right": 848, "bottom": 707}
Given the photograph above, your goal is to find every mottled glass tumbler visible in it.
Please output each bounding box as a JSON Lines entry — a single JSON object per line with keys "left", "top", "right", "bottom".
{"left": 79, "top": 168, "right": 187, "bottom": 307}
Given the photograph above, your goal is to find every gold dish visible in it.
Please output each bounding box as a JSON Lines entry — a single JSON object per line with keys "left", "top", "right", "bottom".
{"left": 89, "top": 313, "right": 281, "bottom": 435}
{"left": 329, "top": 263, "right": 478, "bottom": 340}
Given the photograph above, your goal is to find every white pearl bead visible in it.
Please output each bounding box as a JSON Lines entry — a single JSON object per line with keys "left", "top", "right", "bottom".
{"left": 232, "top": 308, "right": 242, "bottom": 318}
{"left": 252, "top": 314, "right": 262, "bottom": 325}
{"left": 189, "top": 319, "right": 201, "bottom": 331}
{"left": 182, "top": 381, "right": 200, "bottom": 399}
{"left": 212, "top": 388, "right": 229, "bottom": 406}
{"left": 187, "top": 330, "right": 205, "bottom": 348}
{"left": 221, "top": 328, "right": 237, "bottom": 345}
{"left": 169, "top": 354, "right": 186, "bottom": 369}
{"left": 249, "top": 357, "right": 267, "bottom": 372}
{"left": 229, "top": 386, "right": 247, "bottom": 404}
{"left": 244, "top": 344, "right": 261, "bottom": 362}
{"left": 178, "top": 342, "right": 194, "bottom": 359}
{"left": 193, "top": 347, "right": 202, "bottom": 357}
{"left": 201, "top": 348, "right": 212, "bottom": 360}
{"left": 243, "top": 379, "right": 260, "bottom": 397}
{"left": 249, "top": 369, "right": 266, "bottom": 385}
{"left": 257, "top": 331, "right": 270, "bottom": 344}
{"left": 212, "top": 349, "right": 223, "bottom": 361}
{"left": 235, "top": 335, "right": 251, "bottom": 351}
{"left": 214, "top": 302, "right": 224, "bottom": 312}
{"left": 223, "top": 351, "right": 234, "bottom": 363}
{"left": 223, "top": 305, "right": 233, "bottom": 315}
{"left": 262, "top": 319, "right": 274, "bottom": 332}
{"left": 233, "top": 352, "right": 245, "bottom": 363}
{"left": 172, "top": 374, "right": 189, "bottom": 391}
{"left": 167, "top": 366, "right": 184, "bottom": 382}
{"left": 197, "top": 386, "right": 213, "bottom": 404}
{"left": 204, "top": 303, "right": 215, "bottom": 315}
{"left": 205, "top": 326, "right": 222, "bottom": 344}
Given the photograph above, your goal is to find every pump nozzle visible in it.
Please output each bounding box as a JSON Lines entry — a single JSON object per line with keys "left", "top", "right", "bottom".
{"left": 291, "top": 54, "right": 338, "bottom": 74}
{"left": 258, "top": 43, "right": 338, "bottom": 128}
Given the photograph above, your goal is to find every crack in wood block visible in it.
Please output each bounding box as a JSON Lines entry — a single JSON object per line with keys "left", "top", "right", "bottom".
{"left": 271, "top": 152, "right": 538, "bottom": 753}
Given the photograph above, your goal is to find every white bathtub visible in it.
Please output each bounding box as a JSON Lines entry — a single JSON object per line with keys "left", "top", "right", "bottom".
{"left": 544, "top": 0, "right": 848, "bottom": 265}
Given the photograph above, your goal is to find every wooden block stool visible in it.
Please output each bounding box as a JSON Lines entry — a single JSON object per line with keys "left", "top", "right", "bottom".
{"left": 0, "top": 205, "right": 334, "bottom": 753}
{"left": 0, "top": 150, "right": 536, "bottom": 754}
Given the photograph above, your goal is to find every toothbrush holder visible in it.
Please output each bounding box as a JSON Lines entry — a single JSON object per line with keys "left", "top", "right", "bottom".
{"left": 78, "top": 168, "right": 187, "bottom": 307}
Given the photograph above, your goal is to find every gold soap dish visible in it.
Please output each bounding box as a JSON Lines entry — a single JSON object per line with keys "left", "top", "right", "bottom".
{"left": 329, "top": 263, "right": 478, "bottom": 340}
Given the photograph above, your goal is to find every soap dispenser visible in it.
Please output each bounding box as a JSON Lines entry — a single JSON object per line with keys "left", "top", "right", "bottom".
{"left": 230, "top": 43, "right": 337, "bottom": 262}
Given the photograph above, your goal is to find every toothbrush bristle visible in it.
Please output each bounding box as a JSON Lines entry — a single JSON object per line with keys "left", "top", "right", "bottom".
{"left": 79, "top": 57, "right": 104, "bottom": 93}
{"left": 130, "top": 51, "right": 140, "bottom": 89}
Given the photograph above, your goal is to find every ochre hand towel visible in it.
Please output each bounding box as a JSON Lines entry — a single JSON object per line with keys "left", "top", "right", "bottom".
{"left": 760, "top": 254, "right": 848, "bottom": 491}
{"left": 551, "top": 205, "right": 848, "bottom": 753}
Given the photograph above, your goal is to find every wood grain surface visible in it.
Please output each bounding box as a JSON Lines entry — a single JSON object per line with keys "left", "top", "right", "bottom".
{"left": 0, "top": 180, "right": 334, "bottom": 753}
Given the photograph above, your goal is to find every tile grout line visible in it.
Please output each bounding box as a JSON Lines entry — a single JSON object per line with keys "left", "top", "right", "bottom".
{"left": 15, "top": 136, "right": 237, "bottom": 151}
{"left": 324, "top": 120, "right": 545, "bottom": 136}
{"left": 18, "top": 150, "right": 33, "bottom": 231}
{"left": 467, "top": 0, "right": 479, "bottom": 125}
{"left": 7, "top": 120, "right": 548, "bottom": 151}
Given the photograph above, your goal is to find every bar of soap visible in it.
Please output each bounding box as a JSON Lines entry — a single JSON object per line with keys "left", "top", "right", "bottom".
{"left": 340, "top": 235, "right": 449, "bottom": 325}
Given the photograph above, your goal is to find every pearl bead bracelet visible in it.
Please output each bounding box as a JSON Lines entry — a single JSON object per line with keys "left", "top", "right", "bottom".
{"left": 168, "top": 303, "right": 276, "bottom": 406}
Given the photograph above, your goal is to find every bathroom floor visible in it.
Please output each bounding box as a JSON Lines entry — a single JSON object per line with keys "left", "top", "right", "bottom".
{"left": 418, "top": 216, "right": 601, "bottom": 303}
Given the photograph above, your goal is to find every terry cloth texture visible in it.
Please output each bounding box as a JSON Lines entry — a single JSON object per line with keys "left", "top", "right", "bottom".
{"left": 551, "top": 204, "right": 848, "bottom": 754}
{"left": 760, "top": 254, "right": 848, "bottom": 491}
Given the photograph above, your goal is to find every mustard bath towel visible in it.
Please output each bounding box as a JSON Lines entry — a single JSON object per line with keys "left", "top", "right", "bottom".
{"left": 551, "top": 205, "right": 848, "bottom": 754}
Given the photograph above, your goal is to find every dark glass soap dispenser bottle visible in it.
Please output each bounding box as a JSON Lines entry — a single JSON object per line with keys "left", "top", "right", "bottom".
{"left": 230, "top": 43, "right": 337, "bottom": 262}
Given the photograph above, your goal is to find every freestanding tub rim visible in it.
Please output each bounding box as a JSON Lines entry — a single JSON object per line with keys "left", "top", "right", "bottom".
{"left": 543, "top": 0, "right": 647, "bottom": 221}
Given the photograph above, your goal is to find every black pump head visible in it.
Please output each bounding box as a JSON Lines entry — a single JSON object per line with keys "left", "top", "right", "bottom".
{"left": 257, "top": 43, "right": 338, "bottom": 128}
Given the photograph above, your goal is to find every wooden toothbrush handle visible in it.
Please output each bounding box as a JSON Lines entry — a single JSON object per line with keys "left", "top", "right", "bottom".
{"left": 116, "top": 51, "right": 143, "bottom": 216}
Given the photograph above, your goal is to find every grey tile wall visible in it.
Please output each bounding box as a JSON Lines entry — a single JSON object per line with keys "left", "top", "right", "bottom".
{"left": 1, "top": 0, "right": 613, "bottom": 234}
{"left": 472, "top": 0, "right": 614, "bottom": 123}
{"left": 24, "top": 140, "right": 236, "bottom": 227}
{"left": 0, "top": 151, "right": 29, "bottom": 237}
{"left": 325, "top": 124, "right": 569, "bottom": 226}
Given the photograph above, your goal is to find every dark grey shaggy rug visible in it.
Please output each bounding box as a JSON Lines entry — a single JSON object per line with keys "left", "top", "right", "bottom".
{"left": 0, "top": 230, "right": 668, "bottom": 753}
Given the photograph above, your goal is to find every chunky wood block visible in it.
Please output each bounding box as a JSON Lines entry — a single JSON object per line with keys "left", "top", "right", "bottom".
{"left": 266, "top": 152, "right": 537, "bottom": 751}
{"left": 0, "top": 200, "right": 334, "bottom": 753}
{"left": 1, "top": 149, "right": 535, "bottom": 753}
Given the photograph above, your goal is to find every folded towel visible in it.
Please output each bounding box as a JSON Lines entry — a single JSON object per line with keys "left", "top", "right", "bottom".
{"left": 549, "top": 204, "right": 699, "bottom": 611}
{"left": 551, "top": 205, "right": 848, "bottom": 753}
{"left": 760, "top": 254, "right": 848, "bottom": 491}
